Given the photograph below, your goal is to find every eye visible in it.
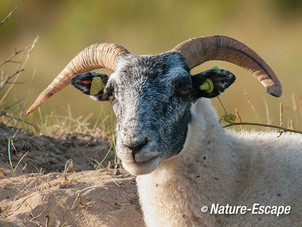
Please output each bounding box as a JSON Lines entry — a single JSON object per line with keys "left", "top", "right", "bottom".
{"left": 173, "top": 75, "right": 192, "bottom": 96}
{"left": 176, "top": 84, "right": 190, "bottom": 95}
{"left": 178, "top": 86, "right": 189, "bottom": 95}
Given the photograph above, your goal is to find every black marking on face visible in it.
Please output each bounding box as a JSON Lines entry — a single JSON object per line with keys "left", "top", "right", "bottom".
{"left": 110, "top": 52, "right": 192, "bottom": 163}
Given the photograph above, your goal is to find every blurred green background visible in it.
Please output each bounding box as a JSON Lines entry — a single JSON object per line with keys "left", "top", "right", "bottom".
{"left": 1, "top": 0, "right": 302, "bottom": 131}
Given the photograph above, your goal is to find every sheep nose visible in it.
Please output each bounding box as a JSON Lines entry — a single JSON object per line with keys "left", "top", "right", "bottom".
{"left": 123, "top": 137, "right": 148, "bottom": 152}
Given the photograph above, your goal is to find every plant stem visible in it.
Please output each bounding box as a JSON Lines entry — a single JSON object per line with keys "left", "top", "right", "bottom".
{"left": 223, "top": 122, "right": 302, "bottom": 134}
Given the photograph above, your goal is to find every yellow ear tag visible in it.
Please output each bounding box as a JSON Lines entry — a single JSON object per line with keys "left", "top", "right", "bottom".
{"left": 90, "top": 77, "right": 105, "bottom": 95}
{"left": 199, "top": 78, "right": 214, "bottom": 93}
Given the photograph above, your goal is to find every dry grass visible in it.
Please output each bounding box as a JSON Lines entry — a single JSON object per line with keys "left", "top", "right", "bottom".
{"left": 0, "top": 8, "right": 39, "bottom": 130}
{"left": 219, "top": 91, "right": 302, "bottom": 135}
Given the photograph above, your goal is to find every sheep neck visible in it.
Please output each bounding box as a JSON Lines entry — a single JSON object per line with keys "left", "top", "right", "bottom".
{"left": 136, "top": 99, "right": 245, "bottom": 226}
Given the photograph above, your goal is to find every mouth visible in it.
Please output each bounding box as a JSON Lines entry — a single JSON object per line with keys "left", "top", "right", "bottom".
{"left": 121, "top": 155, "right": 161, "bottom": 176}
{"left": 132, "top": 149, "right": 160, "bottom": 163}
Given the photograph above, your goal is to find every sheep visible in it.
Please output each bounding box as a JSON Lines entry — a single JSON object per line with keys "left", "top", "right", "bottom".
{"left": 27, "top": 35, "right": 302, "bottom": 226}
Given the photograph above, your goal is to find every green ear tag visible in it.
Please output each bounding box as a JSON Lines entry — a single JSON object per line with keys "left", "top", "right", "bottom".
{"left": 199, "top": 78, "right": 214, "bottom": 93}
{"left": 90, "top": 77, "right": 105, "bottom": 95}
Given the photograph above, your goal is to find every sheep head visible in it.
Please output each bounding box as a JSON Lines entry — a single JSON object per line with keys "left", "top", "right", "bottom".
{"left": 27, "top": 35, "right": 282, "bottom": 175}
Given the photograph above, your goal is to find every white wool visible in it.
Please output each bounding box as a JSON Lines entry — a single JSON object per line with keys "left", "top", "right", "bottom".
{"left": 137, "top": 99, "right": 302, "bottom": 226}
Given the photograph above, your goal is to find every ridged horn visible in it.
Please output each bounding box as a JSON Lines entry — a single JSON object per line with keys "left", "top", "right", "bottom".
{"left": 27, "top": 43, "right": 129, "bottom": 114}
{"left": 173, "top": 35, "right": 282, "bottom": 97}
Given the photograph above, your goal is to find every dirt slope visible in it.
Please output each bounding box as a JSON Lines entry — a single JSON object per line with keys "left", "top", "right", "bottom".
{"left": 0, "top": 123, "right": 144, "bottom": 227}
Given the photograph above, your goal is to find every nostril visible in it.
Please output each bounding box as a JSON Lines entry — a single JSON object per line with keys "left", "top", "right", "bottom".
{"left": 130, "top": 138, "right": 148, "bottom": 162}
{"left": 132, "top": 138, "right": 148, "bottom": 151}
{"left": 123, "top": 137, "right": 148, "bottom": 153}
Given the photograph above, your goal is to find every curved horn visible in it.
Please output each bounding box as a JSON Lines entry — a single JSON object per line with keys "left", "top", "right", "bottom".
{"left": 173, "top": 35, "right": 282, "bottom": 97}
{"left": 27, "top": 43, "right": 129, "bottom": 114}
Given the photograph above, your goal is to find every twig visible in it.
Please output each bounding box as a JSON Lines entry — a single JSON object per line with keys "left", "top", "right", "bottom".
{"left": 0, "top": 48, "right": 25, "bottom": 68}
{"left": 279, "top": 103, "right": 283, "bottom": 127}
{"left": 0, "top": 7, "right": 17, "bottom": 26}
{"left": 223, "top": 122, "right": 302, "bottom": 134}
{"left": 244, "top": 90, "right": 261, "bottom": 123}
{"left": 0, "top": 36, "right": 39, "bottom": 105}
{"left": 3, "top": 114, "right": 39, "bottom": 131}
{"left": 14, "top": 169, "right": 44, "bottom": 200}
{"left": 234, "top": 109, "right": 243, "bottom": 130}
{"left": 0, "top": 69, "right": 24, "bottom": 90}
{"left": 0, "top": 98, "right": 25, "bottom": 115}
{"left": 8, "top": 138, "right": 13, "bottom": 171}
{"left": 263, "top": 98, "right": 272, "bottom": 125}
{"left": 0, "top": 98, "right": 39, "bottom": 130}
{"left": 217, "top": 97, "right": 228, "bottom": 116}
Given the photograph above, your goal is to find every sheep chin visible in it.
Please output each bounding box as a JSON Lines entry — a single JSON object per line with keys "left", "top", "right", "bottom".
{"left": 122, "top": 156, "right": 161, "bottom": 176}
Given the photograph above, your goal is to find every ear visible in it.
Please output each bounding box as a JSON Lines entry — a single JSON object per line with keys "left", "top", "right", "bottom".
{"left": 71, "top": 72, "right": 110, "bottom": 101}
{"left": 191, "top": 68, "right": 236, "bottom": 99}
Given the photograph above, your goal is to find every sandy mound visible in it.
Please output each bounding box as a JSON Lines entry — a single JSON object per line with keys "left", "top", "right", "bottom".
{"left": 0, "top": 123, "right": 144, "bottom": 227}
{"left": 0, "top": 123, "right": 114, "bottom": 173}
